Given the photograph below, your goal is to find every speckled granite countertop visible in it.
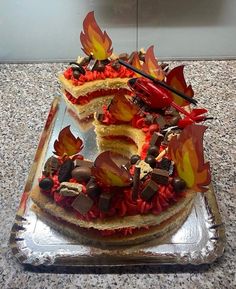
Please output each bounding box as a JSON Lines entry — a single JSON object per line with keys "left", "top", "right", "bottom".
{"left": 0, "top": 61, "right": 235, "bottom": 288}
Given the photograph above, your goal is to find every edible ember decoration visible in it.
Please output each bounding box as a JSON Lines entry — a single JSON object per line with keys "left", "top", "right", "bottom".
{"left": 92, "top": 151, "right": 132, "bottom": 187}
{"left": 53, "top": 126, "right": 83, "bottom": 157}
{"left": 168, "top": 124, "right": 211, "bottom": 192}
{"left": 80, "top": 11, "right": 113, "bottom": 60}
{"left": 142, "top": 46, "right": 165, "bottom": 81}
{"left": 166, "top": 65, "right": 194, "bottom": 107}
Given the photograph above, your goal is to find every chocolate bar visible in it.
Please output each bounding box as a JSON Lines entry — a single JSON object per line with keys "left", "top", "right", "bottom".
{"left": 71, "top": 193, "right": 94, "bottom": 215}
{"left": 151, "top": 168, "right": 169, "bottom": 185}
{"left": 132, "top": 166, "right": 141, "bottom": 200}
{"left": 141, "top": 180, "right": 159, "bottom": 201}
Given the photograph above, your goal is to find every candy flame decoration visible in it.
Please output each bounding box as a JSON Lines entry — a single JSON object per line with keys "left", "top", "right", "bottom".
{"left": 168, "top": 124, "right": 211, "bottom": 193}
{"left": 166, "top": 65, "right": 194, "bottom": 107}
{"left": 80, "top": 11, "right": 113, "bottom": 60}
{"left": 142, "top": 46, "right": 165, "bottom": 81}
{"left": 53, "top": 126, "right": 83, "bottom": 157}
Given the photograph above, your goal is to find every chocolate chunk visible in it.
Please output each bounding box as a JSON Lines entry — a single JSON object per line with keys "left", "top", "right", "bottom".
{"left": 111, "top": 60, "right": 121, "bottom": 71}
{"left": 59, "top": 182, "right": 83, "bottom": 196}
{"left": 149, "top": 132, "right": 164, "bottom": 147}
{"left": 147, "top": 146, "right": 159, "bottom": 157}
{"left": 87, "top": 59, "right": 97, "bottom": 71}
{"left": 95, "top": 109, "right": 105, "bottom": 122}
{"left": 44, "top": 156, "right": 60, "bottom": 176}
{"left": 172, "top": 178, "right": 186, "bottom": 193}
{"left": 135, "top": 160, "right": 153, "bottom": 179}
{"left": 132, "top": 166, "right": 141, "bottom": 200}
{"left": 98, "top": 193, "right": 112, "bottom": 212}
{"left": 168, "top": 115, "right": 181, "bottom": 126}
{"left": 145, "top": 114, "right": 154, "bottom": 125}
{"left": 130, "top": 154, "right": 141, "bottom": 165}
{"left": 86, "top": 178, "right": 101, "bottom": 198}
{"left": 156, "top": 116, "right": 166, "bottom": 129}
{"left": 58, "top": 159, "right": 74, "bottom": 183}
{"left": 151, "top": 168, "right": 169, "bottom": 185}
{"left": 128, "top": 51, "right": 136, "bottom": 64}
{"left": 71, "top": 194, "right": 94, "bottom": 215}
{"left": 74, "top": 159, "right": 93, "bottom": 168}
{"left": 69, "top": 62, "right": 86, "bottom": 75}
{"left": 141, "top": 180, "right": 159, "bottom": 201}
{"left": 145, "top": 155, "right": 156, "bottom": 168}
{"left": 161, "top": 63, "right": 169, "bottom": 72}
{"left": 71, "top": 166, "right": 91, "bottom": 183}
{"left": 39, "top": 178, "right": 54, "bottom": 191}
{"left": 159, "top": 158, "right": 172, "bottom": 171}
{"left": 119, "top": 53, "right": 129, "bottom": 60}
{"left": 78, "top": 57, "right": 90, "bottom": 66}
{"left": 93, "top": 60, "right": 105, "bottom": 72}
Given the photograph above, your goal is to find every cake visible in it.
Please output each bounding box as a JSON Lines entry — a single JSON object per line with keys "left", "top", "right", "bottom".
{"left": 30, "top": 11, "right": 212, "bottom": 246}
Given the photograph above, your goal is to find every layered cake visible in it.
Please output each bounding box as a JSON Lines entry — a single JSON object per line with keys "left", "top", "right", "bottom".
{"left": 31, "top": 11, "right": 211, "bottom": 246}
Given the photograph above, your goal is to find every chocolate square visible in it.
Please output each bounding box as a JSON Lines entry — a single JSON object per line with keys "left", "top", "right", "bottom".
{"left": 151, "top": 168, "right": 169, "bottom": 185}
{"left": 132, "top": 166, "right": 141, "bottom": 200}
{"left": 149, "top": 132, "right": 164, "bottom": 147}
{"left": 74, "top": 159, "right": 93, "bottom": 168}
{"left": 156, "top": 116, "right": 166, "bottom": 129}
{"left": 98, "top": 193, "right": 112, "bottom": 212}
{"left": 71, "top": 194, "right": 94, "bottom": 215}
{"left": 140, "top": 180, "right": 159, "bottom": 201}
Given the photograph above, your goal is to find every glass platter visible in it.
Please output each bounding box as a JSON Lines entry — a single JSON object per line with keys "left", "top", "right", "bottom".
{"left": 9, "top": 96, "right": 225, "bottom": 266}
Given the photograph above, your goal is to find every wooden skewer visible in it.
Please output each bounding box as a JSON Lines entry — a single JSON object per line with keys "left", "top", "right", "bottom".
{"left": 156, "top": 148, "right": 168, "bottom": 161}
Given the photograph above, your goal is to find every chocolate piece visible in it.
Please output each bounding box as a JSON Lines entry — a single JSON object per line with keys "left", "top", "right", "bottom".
{"left": 59, "top": 182, "right": 83, "bottom": 196}
{"left": 168, "top": 115, "right": 181, "bottom": 126}
{"left": 151, "top": 168, "right": 169, "bottom": 185}
{"left": 74, "top": 159, "right": 93, "bottom": 168}
{"left": 147, "top": 146, "right": 159, "bottom": 157}
{"left": 145, "top": 155, "right": 156, "bottom": 168}
{"left": 95, "top": 108, "right": 105, "bottom": 122}
{"left": 86, "top": 178, "right": 101, "bottom": 198}
{"left": 156, "top": 116, "right": 166, "bottom": 129}
{"left": 87, "top": 59, "right": 97, "bottom": 71}
{"left": 149, "top": 132, "right": 164, "bottom": 147}
{"left": 161, "top": 63, "right": 169, "bottom": 72}
{"left": 128, "top": 51, "right": 136, "bottom": 64}
{"left": 69, "top": 62, "right": 86, "bottom": 75}
{"left": 44, "top": 156, "right": 60, "bottom": 176}
{"left": 135, "top": 160, "right": 153, "bottom": 179}
{"left": 145, "top": 114, "right": 154, "bottom": 125}
{"left": 119, "top": 53, "right": 129, "bottom": 60}
{"left": 93, "top": 60, "right": 105, "bottom": 72}
{"left": 132, "top": 166, "right": 141, "bottom": 200}
{"left": 71, "top": 194, "right": 94, "bottom": 215}
{"left": 39, "top": 178, "right": 54, "bottom": 191}
{"left": 111, "top": 60, "right": 121, "bottom": 71}
{"left": 172, "top": 177, "right": 186, "bottom": 193}
{"left": 141, "top": 180, "right": 159, "bottom": 201}
{"left": 78, "top": 56, "right": 90, "bottom": 66}
{"left": 71, "top": 166, "right": 91, "bottom": 183}
{"left": 98, "top": 193, "right": 112, "bottom": 212}
{"left": 159, "top": 158, "right": 172, "bottom": 171}
{"left": 58, "top": 159, "right": 74, "bottom": 183}
{"left": 130, "top": 154, "right": 141, "bottom": 165}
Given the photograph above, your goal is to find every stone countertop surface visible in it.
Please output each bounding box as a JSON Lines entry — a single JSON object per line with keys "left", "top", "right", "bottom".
{"left": 0, "top": 61, "right": 235, "bottom": 289}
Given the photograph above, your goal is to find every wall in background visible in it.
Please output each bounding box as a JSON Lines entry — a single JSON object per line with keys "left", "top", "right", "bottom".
{"left": 0, "top": 0, "right": 235, "bottom": 62}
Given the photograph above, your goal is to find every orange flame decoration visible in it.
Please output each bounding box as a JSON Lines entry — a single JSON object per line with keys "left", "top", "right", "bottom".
{"left": 131, "top": 52, "right": 143, "bottom": 77}
{"left": 142, "top": 46, "right": 165, "bottom": 81}
{"left": 168, "top": 124, "right": 211, "bottom": 193}
{"left": 166, "top": 65, "right": 194, "bottom": 107}
{"left": 92, "top": 151, "right": 132, "bottom": 187}
{"left": 54, "top": 126, "right": 83, "bottom": 157}
{"left": 80, "top": 11, "right": 113, "bottom": 60}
